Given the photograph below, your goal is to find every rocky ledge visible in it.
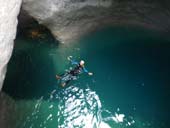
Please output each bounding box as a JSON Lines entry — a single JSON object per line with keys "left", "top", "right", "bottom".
{"left": 22, "top": 0, "right": 170, "bottom": 43}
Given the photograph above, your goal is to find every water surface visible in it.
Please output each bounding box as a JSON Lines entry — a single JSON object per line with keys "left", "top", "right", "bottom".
{"left": 2, "top": 26, "right": 170, "bottom": 128}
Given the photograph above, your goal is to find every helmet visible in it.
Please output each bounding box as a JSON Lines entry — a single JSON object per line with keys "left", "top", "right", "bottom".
{"left": 80, "top": 60, "right": 85, "bottom": 66}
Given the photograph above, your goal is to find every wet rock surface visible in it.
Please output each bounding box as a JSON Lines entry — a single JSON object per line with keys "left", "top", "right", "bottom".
{"left": 22, "top": 0, "right": 170, "bottom": 43}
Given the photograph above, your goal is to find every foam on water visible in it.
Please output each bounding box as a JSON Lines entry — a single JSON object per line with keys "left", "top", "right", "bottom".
{"left": 57, "top": 86, "right": 104, "bottom": 128}
{"left": 22, "top": 85, "right": 135, "bottom": 128}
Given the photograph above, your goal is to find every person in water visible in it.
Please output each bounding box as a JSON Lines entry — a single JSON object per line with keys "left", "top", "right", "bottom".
{"left": 56, "top": 56, "right": 93, "bottom": 87}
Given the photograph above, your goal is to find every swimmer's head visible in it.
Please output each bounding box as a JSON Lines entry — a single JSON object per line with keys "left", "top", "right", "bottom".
{"left": 80, "top": 60, "right": 85, "bottom": 66}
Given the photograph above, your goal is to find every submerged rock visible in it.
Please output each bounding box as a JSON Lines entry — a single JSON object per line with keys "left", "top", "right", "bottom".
{"left": 22, "top": 0, "right": 170, "bottom": 43}
{"left": 0, "top": 0, "right": 22, "bottom": 90}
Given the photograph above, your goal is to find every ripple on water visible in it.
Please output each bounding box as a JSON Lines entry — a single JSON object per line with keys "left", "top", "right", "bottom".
{"left": 22, "top": 85, "right": 135, "bottom": 128}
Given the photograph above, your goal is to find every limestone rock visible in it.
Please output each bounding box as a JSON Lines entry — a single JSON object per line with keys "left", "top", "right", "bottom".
{"left": 0, "top": 0, "right": 22, "bottom": 90}
{"left": 22, "top": 0, "right": 170, "bottom": 43}
{"left": 22, "top": 0, "right": 113, "bottom": 43}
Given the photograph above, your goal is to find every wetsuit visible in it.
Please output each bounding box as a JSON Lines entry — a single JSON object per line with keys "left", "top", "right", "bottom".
{"left": 70, "top": 60, "right": 88, "bottom": 75}
{"left": 61, "top": 59, "right": 88, "bottom": 85}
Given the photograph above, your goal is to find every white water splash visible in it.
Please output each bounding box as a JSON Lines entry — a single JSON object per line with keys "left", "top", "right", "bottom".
{"left": 57, "top": 86, "right": 107, "bottom": 128}
{"left": 23, "top": 85, "right": 135, "bottom": 128}
{"left": 112, "top": 113, "right": 125, "bottom": 123}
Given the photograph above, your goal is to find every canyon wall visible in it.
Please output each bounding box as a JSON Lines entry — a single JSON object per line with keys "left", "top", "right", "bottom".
{"left": 22, "top": 0, "right": 112, "bottom": 43}
{"left": 0, "top": 0, "right": 22, "bottom": 90}
{"left": 22, "top": 0, "right": 170, "bottom": 43}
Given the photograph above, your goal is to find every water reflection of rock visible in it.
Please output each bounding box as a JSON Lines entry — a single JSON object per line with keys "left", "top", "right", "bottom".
{"left": 0, "top": 92, "right": 31, "bottom": 128}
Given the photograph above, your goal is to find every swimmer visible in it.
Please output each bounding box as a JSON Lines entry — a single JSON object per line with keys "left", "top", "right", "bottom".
{"left": 56, "top": 56, "right": 93, "bottom": 87}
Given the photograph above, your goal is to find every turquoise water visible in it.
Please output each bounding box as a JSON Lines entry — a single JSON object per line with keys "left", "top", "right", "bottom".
{"left": 2, "top": 26, "right": 170, "bottom": 128}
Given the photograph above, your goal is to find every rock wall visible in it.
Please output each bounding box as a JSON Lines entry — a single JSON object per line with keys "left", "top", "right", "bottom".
{"left": 0, "top": 0, "right": 22, "bottom": 90}
{"left": 22, "top": 0, "right": 170, "bottom": 43}
{"left": 22, "top": 0, "right": 113, "bottom": 43}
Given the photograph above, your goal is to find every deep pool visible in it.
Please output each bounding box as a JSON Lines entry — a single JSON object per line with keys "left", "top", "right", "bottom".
{"left": 2, "top": 26, "right": 170, "bottom": 128}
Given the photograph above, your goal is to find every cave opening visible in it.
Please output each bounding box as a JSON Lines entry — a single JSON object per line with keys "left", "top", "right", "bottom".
{"left": 2, "top": 9, "right": 60, "bottom": 99}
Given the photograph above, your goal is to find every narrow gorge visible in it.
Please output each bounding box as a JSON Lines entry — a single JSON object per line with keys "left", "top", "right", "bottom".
{"left": 0, "top": 0, "right": 170, "bottom": 128}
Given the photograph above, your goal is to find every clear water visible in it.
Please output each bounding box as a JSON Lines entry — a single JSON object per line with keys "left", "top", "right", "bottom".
{"left": 2, "top": 26, "right": 170, "bottom": 128}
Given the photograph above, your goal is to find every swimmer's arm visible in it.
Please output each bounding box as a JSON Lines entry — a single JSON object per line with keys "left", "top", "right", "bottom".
{"left": 83, "top": 67, "right": 93, "bottom": 76}
{"left": 67, "top": 56, "right": 78, "bottom": 65}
